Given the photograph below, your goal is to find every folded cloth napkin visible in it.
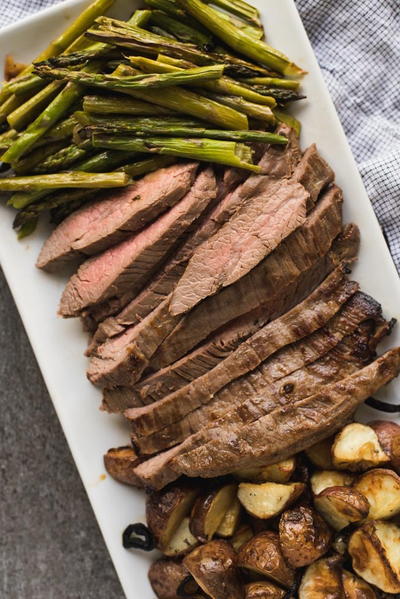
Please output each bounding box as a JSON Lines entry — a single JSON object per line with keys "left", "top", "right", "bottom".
{"left": 0, "top": 0, "right": 399, "bottom": 271}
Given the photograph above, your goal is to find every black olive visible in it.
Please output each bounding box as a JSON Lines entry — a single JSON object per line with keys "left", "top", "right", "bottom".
{"left": 365, "top": 396, "right": 400, "bottom": 413}
{"left": 122, "top": 523, "right": 155, "bottom": 551}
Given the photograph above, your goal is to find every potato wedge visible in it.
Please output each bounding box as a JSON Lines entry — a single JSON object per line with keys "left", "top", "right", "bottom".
{"left": 369, "top": 420, "right": 400, "bottom": 472}
{"left": 184, "top": 539, "right": 244, "bottom": 599}
{"left": 217, "top": 498, "right": 242, "bottom": 537}
{"left": 232, "top": 525, "right": 254, "bottom": 552}
{"left": 299, "top": 555, "right": 344, "bottom": 598}
{"left": 279, "top": 506, "right": 332, "bottom": 567}
{"left": 245, "top": 581, "right": 286, "bottom": 599}
{"left": 103, "top": 446, "right": 142, "bottom": 487}
{"left": 4, "top": 55, "right": 27, "bottom": 81}
{"left": 235, "top": 458, "right": 296, "bottom": 483}
{"left": 148, "top": 558, "right": 189, "bottom": 599}
{"left": 314, "top": 486, "right": 370, "bottom": 530}
{"left": 354, "top": 468, "right": 400, "bottom": 520}
{"left": 332, "top": 423, "right": 389, "bottom": 471}
{"left": 146, "top": 483, "right": 199, "bottom": 551}
{"left": 238, "top": 481, "right": 305, "bottom": 519}
{"left": 190, "top": 483, "right": 237, "bottom": 542}
{"left": 341, "top": 569, "right": 377, "bottom": 599}
{"left": 310, "top": 470, "right": 354, "bottom": 496}
{"left": 237, "top": 531, "right": 295, "bottom": 588}
{"left": 164, "top": 516, "right": 199, "bottom": 557}
{"left": 305, "top": 438, "right": 334, "bottom": 469}
{"left": 348, "top": 520, "right": 400, "bottom": 593}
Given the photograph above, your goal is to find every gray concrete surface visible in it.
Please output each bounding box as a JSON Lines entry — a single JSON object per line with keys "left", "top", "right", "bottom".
{"left": 0, "top": 268, "right": 125, "bottom": 599}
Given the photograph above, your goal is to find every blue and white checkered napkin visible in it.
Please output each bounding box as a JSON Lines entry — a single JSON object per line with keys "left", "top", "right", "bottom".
{"left": 1, "top": 0, "right": 399, "bottom": 271}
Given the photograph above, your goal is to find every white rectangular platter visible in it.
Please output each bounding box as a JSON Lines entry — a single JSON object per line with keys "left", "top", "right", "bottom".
{"left": 0, "top": 1, "right": 399, "bottom": 597}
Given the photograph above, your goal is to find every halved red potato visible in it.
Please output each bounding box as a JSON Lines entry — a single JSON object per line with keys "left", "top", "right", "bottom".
{"left": 279, "top": 506, "right": 333, "bottom": 567}
{"left": 217, "top": 497, "right": 242, "bottom": 537}
{"left": 332, "top": 423, "right": 389, "bottom": 471}
{"left": 354, "top": 468, "right": 400, "bottom": 520}
{"left": 310, "top": 470, "right": 354, "bottom": 496}
{"left": 299, "top": 555, "right": 344, "bottom": 598}
{"left": 238, "top": 531, "right": 295, "bottom": 589}
{"left": 234, "top": 458, "right": 297, "bottom": 483}
{"left": 238, "top": 481, "right": 305, "bottom": 519}
{"left": 342, "top": 569, "right": 377, "bottom": 599}
{"left": 245, "top": 581, "right": 286, "bottom": 599}
{"left": 305, "top": 438, "right": 334, "bottom": 469}
{"left": 314, "top": 486, "right": 370, "bottom": 530}
{"left": 164, "top": 516, "right": 199, "bottom": 557}
{"left": 369, "top": 420, "right": 400, "bottom": 473}
{"left": 190, "top": 483, "right": 237, "bottom": 542}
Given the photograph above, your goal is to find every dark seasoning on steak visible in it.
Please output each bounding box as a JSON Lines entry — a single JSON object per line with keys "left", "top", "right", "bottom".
{"left": 12, "top": 0, "right": 399, "bottom": 596}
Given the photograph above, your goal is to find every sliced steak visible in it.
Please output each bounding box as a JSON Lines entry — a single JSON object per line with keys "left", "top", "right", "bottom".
{"left": 87, "top": 165, "right": 254, "bottom": 352}
{"left": 173, "top": 348, "right": 400, "bottom": 479}
{"left": 152, "top": 184, "right": 345, "bottom": 370}
{"left": 135, "top": 347, "right": 400, "bottom": 489}
{"left": 128, "top": 290, "right": 381, "bottom": 454}
{"left": 170, "top": 143, "right": 333, "bottom": 317}
{"left": 59, "top": 168, "right": 217, "bottom": 318}
{"left": 102, "top": 386, "right": 143, "bottom": 413}
{"left": 37, "top": 162, "right": 198, "bottom": 271}
{"left": 87, "top": 296, "right": 179, "bottom": 388}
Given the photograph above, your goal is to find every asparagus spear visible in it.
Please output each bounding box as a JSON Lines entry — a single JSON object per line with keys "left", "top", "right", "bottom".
{"left": 273, "top": 109, "right": 301, "bottom": 136}
{"left": 214, "top": 9, "right": 263, "bottom": 40}
{"left": 33, "top": 49, "right": 122, "bottom": 69}
{"left": 203, "top": 0, "right": 261, "bottom": 27}
{"left": 83, "top": 94, "right": 173, "bottom": 115}
{"left": 177, "top": 0, "right": 305, "bottom": 77}
{"left": 242, "top": 76, "right": 300, "bottom": 89}
{"left": 0, "top": 94, "right": 25, "bottom": 124}
{"left": 149, "top": 10, "right": 214, "bottom": 48}
{"left": 3, "top": 74, "right": 44, "bottom": 97}
{"left": 85, "top": 122, "right": 287, "bottom": 144}
{"left": 77, "top": 112, "right": 203, "bottom": 128}
{"left": 74, "top": 149, "right": 139, "bottom": 172}
{"left": 7, "top": 81, "right": 64, "bottom": 131}
{"left": 34, "top": 63, "right": 225, "bottom": 90}
{"left": 120, "top": 155, "right": 176, "bottom": 177}
{"left": 129, "top": 9, "right": 152, "bottom": 27}
{"left": 13, "top": 140, "right": 70, "bottom": 175}
{"left": 32, "top": 144, "right": 91, "bottom": 174}
{"left": 200, "top": 91, "right": 275, "bottom": 123}
{"left": 251, "top": 87, "right": 305, "bottom": 103}
{"left": 0, "top": 171, "right": 130, "bottom": 192}
{"left": 91, "top": 133, "right": 260, "bottom": 172}
{"left": 128, "top": 56, "right": 276, "bottom": 107}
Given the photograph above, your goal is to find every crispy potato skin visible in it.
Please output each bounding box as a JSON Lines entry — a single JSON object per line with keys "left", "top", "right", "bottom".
{"left": 341, "top": 569, "right": 377, "bottom": 598}
{"left": 238, "top": 531, "right": 295, "bottom": 588}
{"left": 146, "top": 483, "right": 198, "bottom": 550}
{"left": 238, "top": 481, "right": 305, "bottom": 519}
{"left": 184, "top": 539, "right": 244, "bottom": 599}
{"left": 148, "top": 558, "right": 188, "bottom": 599}
{"left": 314, "top": 486, "right": 370, "bottom": 530}
{"left": 369, "top": 420, "right": 400, "bottom": 473}
{"left": 103, "top": 446, "right": 142, "bottom": 487}
{"left": 279, "top": 506, "right": 332, "bottom": 567}
{"left": 354, "top": 468, "right": 400, "bottom": 520}
{"left": 245, "top": 581, "right": 286, "bottom": 599}
{"left": 299, "top": 555, "right": 345, "bottom": 598}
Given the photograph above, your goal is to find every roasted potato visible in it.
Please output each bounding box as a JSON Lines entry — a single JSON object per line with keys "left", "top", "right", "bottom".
{"left": 245, "top": 581, "right": 286, "bottom": 599}
{"left": 237, "top": 531, "right": 295, "bottom": 588}
{"left": 354, "top": 468, "right": 400, "bottom": 520}
{"left": 146, "top": 483, "right": 199, "bottom": 551}
{"left": 190, "top": 483, "right": 237, "bottom": 542}
{"left": 148, "top": 558, "right": 189, "bottom": 599}
{"left": 332, "top": 423, "right": 389, "bottom": 471}
{"left": 348, "top": 520, "right": 400, "bottom": 593}
{"left": 305, "top": 438, "right": 334, "bottom": 469}
{"left": 279, "top": 506, "right": 332, "bottom": 567}
{"left": 164, "top": 516, "right": 199, "bottom": 557}
{"left": 238, "top": 481, "right": 305, "bottom": 519}
{"left": 103, "top": 446, "right": 142, "bottom": 486}
{"left": 310, "top": 470, "right": 354, "bottom": 496}
{"left": 341, "top": 569, "right": 377, "bottom": 599}
{"left": 314, "top": 486, "right": 370, "bottom": 530}
{"left": 369, "top": 420, "right": 400, "bottom": 472}
{"left": 4, "top": 54, "right": 27, "bottom": 81}
{"left": 298, "top": 555, "right": 344, "bottom": 598}
{"left": 217, "top": 497, "right": 242, "bottom": 537}
{"left": 234, "top": 458, "right": 297, "bottom": 483}
{"left": 184, "top": 539, "right": 244, "bottom": 599}
{"left": 232, "top": 525, "right": 254, "bottom": 552}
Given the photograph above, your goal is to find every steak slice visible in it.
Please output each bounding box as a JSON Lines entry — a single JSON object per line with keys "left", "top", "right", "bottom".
{"left": 59, "top": 168, "right": 216, "bottom": 318}
{"left": 135, "top": 347, "right": 400, "bottom": 489}
{"left": 173, "top": 348, "right": 400, "bottom": 480}
{"left": 152, "top": 184, "right": 345, "bottom": 370}
{"left": 37, "top": 162, "right": 198, "bottom": 271}
{"left": 87, "top": 296, "right": 179, "bottom": 388}
{"left": 128, "top": 290, "right": 380, "bottom": 453}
